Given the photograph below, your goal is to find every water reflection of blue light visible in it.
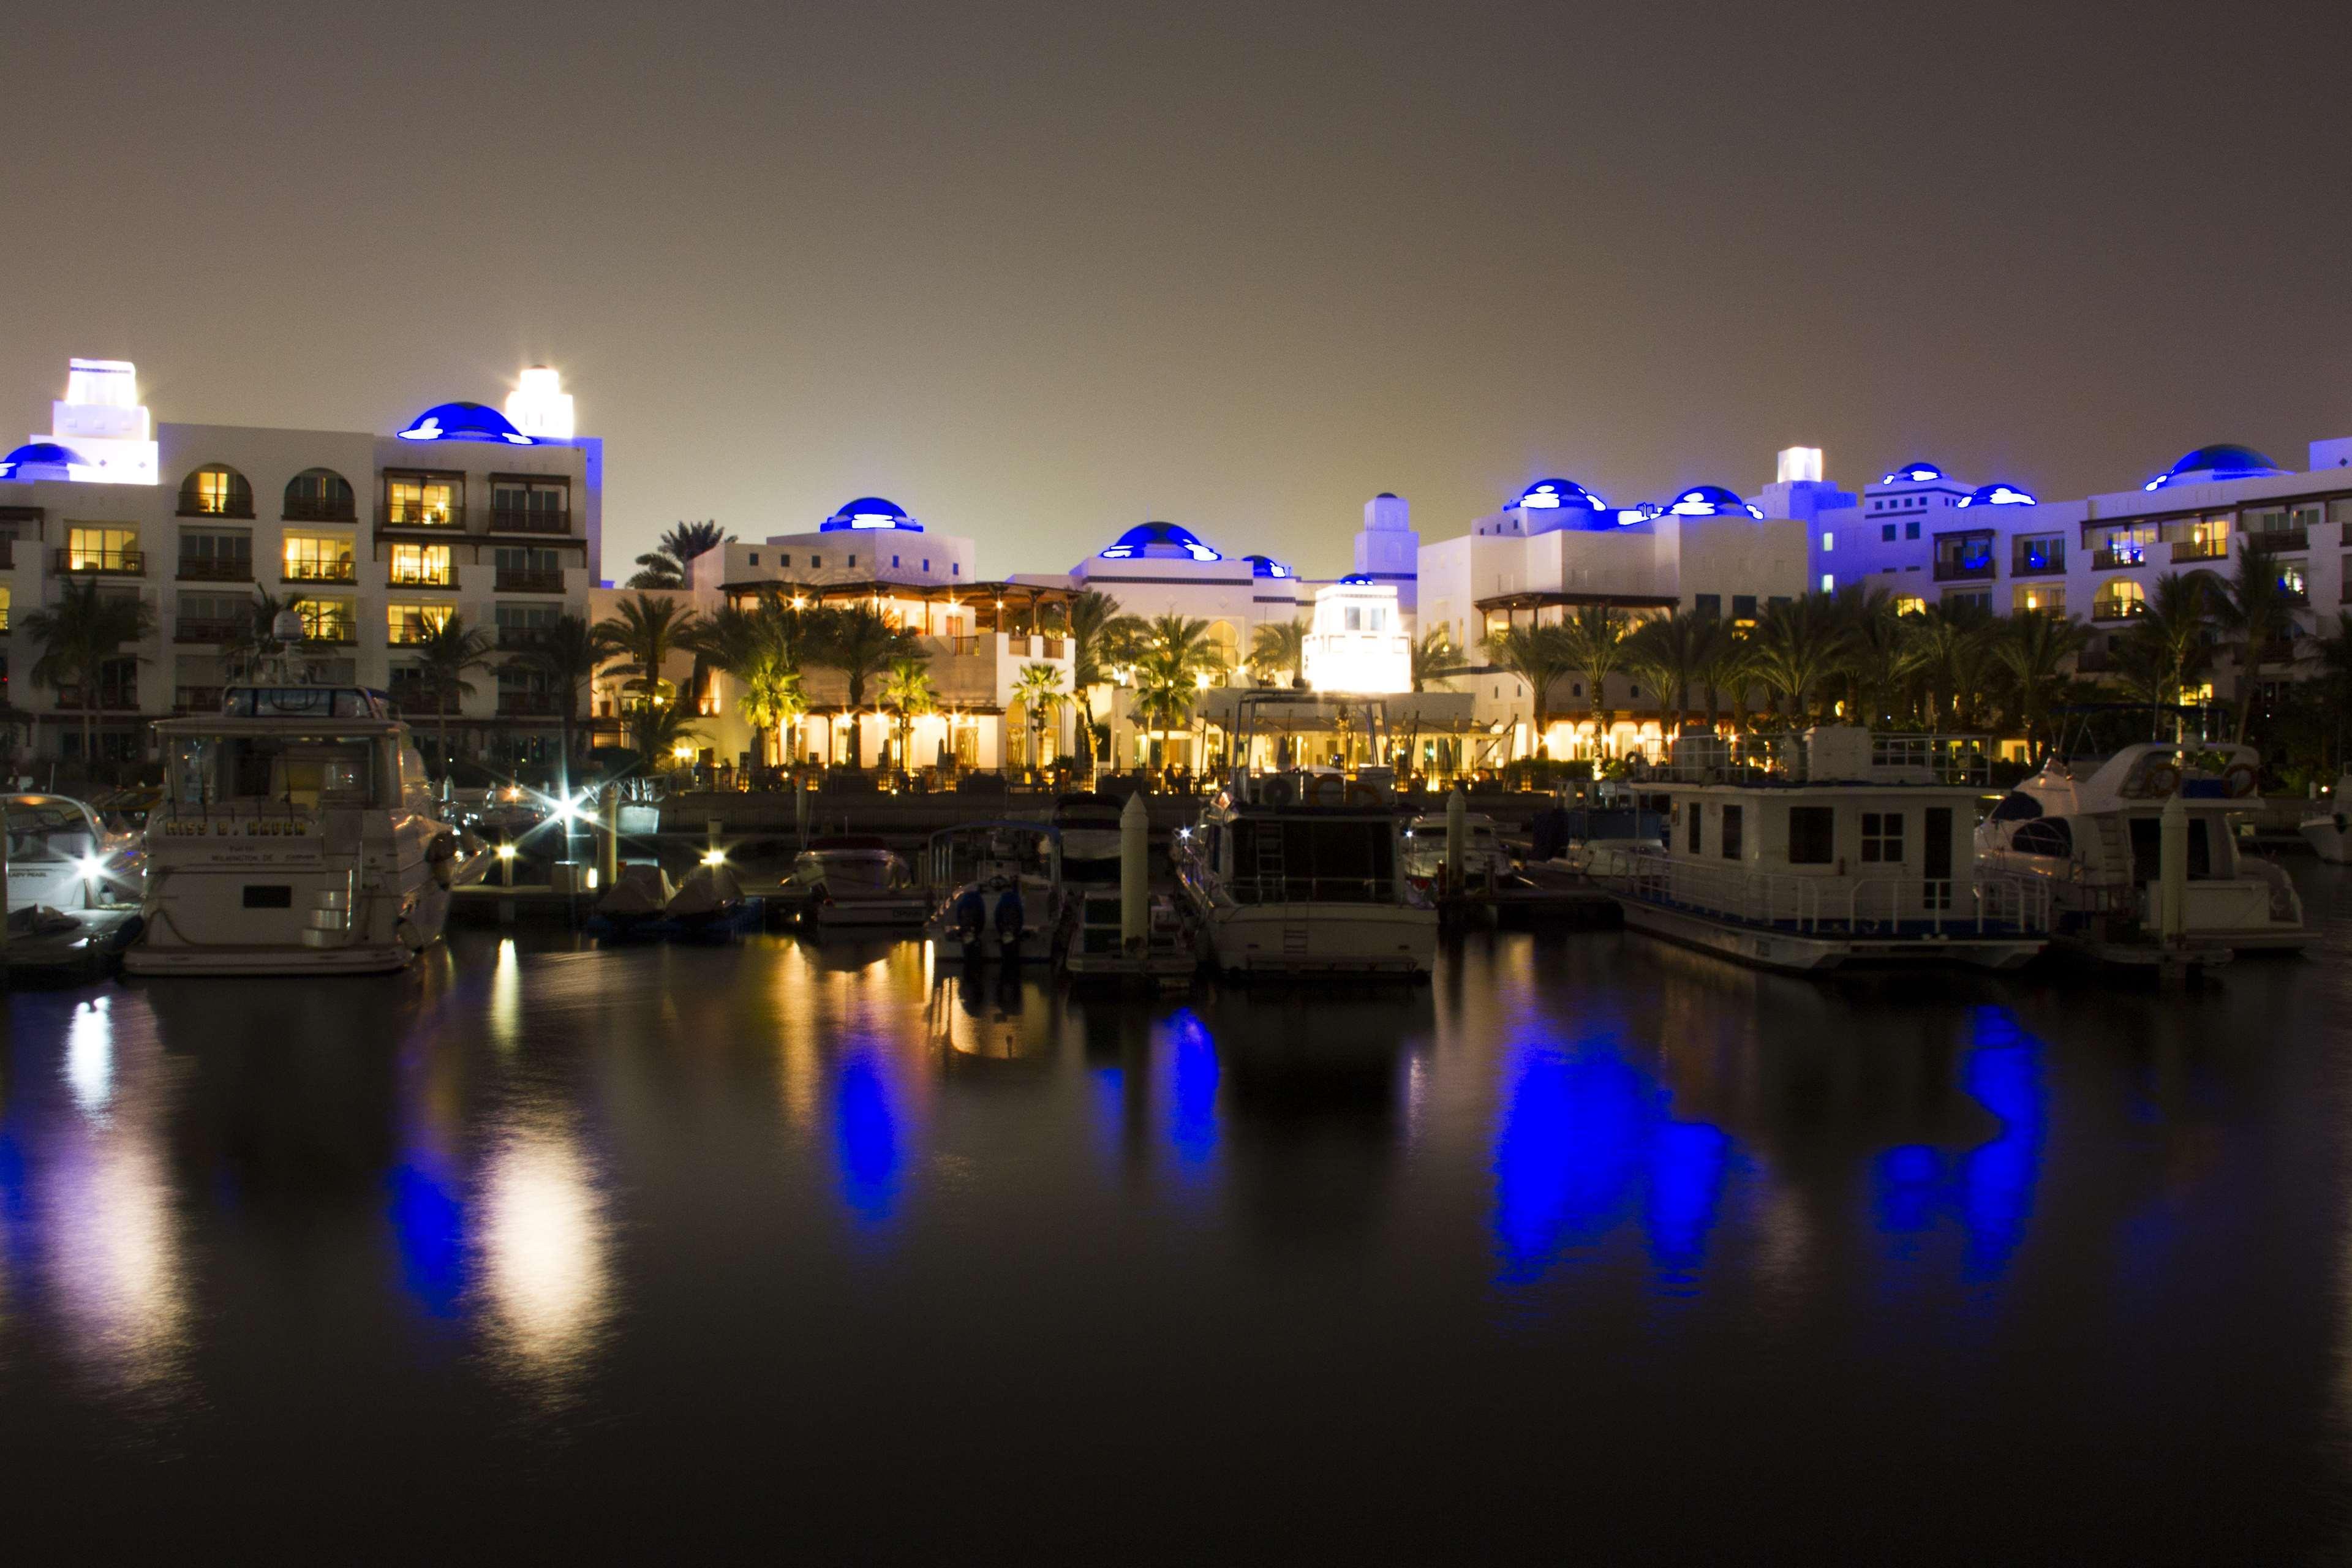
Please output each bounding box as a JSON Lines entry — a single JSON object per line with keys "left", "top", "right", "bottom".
{"left": 388, "top": 1163, "right": 467, "bottom": 1317}
{"left": 833, "top": 1053, "right": 903, "bottom": 1224}
{"left": 1491, "top": 1031, "right": 1730, "bottom": 1286}
{"left": 1165, "top": 1011, "right": 1219, "bottom": 1167}
{"left": 1869, "top": 1008, "right": 2046, "bottom": 1280}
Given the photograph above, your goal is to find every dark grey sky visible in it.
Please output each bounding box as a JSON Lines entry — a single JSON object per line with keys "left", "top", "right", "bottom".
{"left": 4, "top": 1, "right": 2346, "bottom": 575}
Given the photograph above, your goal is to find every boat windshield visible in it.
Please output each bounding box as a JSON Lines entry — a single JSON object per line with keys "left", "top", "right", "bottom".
{"left": 5, "top": 802, "right": 101, "bottom": 862}
{"left": 168, "top": 735, "right": 382, "bottom": 810}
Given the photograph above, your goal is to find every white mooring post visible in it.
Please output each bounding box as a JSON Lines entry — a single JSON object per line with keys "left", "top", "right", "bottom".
{"left": 2158, "top": 788, "right": 2187, "bottom": 944}
{"left": 1120, "top": 790, "right": 1148, "bottom": 951}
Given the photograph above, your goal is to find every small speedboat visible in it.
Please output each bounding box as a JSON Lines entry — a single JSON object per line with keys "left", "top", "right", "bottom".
{"left": 594, "top": 863, "right": 673, "bottom": 933}
{"left": 921, "top": 823, "right": 1066, "bottom": 963}
{"left": 784, "top": 835, "right": 929, "bottom": 928}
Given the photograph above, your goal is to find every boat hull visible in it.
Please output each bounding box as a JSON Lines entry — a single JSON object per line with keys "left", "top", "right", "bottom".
{"left": 1194, "top": 900, "right": 1436, "bottom": 977}
{"left": 2301, "top": 818, "right": 2352, "bottom": 864}
{"left": 1616, "top": 897, "right": 2043, "bottom": 975}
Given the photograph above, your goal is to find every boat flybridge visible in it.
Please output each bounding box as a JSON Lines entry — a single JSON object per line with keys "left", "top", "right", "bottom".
{"left": 1977, "top": 741, "right": 2307, "bottom": 967}
{"left": 126, "top": 654, "right": 479, "bottom": 976}
{"left": 1176, "top": 691, "right": 1436, "bottom": 978}
{"left": 1600, "top": 727, "right": 2050, "bottom": 975}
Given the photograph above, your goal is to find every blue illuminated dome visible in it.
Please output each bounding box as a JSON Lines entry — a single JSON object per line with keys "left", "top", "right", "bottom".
{"left": 1880, "top": 459, "right": 1945, "bottom": 484}
{"left": 821, "top": 496, "right": 922, "bottom": 532}
{"left": 1515, "top": 477, "right": 1607, "bottom": 513}
{"left": 1337, "top": 573, "right": 1374, "bottom": 586}
{"left": 398, "top": 401, "right": 532, "bottom": 445}
{"left": 1667, "top": 484, "right": 1764, "bottom": 519}
{"left": 1242, "top": 553, "right": 1292, "bottom": 579}
{"left": 1099, "top": 521, "right": 1222, "bottom": 562}
{"left": 2144, "top": 443, "right": 2284, "bottom": 492}
{"left": 1958, "top": 482, "right": 2038, "bottom": 508}
{"left": 0, "top": 441, "right": 86, "bottom": 480}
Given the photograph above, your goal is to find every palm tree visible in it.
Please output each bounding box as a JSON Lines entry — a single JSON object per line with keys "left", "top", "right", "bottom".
{"left": 1699, "top": 619, "right": 1755, "bottom": 733}
{"left": 411, "top": 613, "right": 496, "bottom": 786}
{"left": 20, "top": 578, "right": 155, "bottom": 774}
{"left": 880, "top": 657, "right": 939, "bottom": 772}
{"left": 1899, "top": 601, "right": 1998, "bottom": 730}
{"left": 1129, "top": 650, "right": 1198, "bottom": 767}
{"left": 1992, "top": 611, "right": 2091, "bottom": 761}
{"left": 1065, "top": 590, "right": 1140, "bottom": 772}
{"left": 219, "top": 589, "right": 303, "bottom": 679}
{"left": 1624, "top": 611, "right": 1717, "bottom": 738}
{"left": 523, "top": 614, "right": 614, "bottom": 796}
{"left": 1479, "top": 622, "right": 1577, "bottom": 759}
{"left": 814, "top": 603, "right": 925, "bottom": 769}
{"left": 2133, "top": 571, "right": 2216, "bottom": 741}
{"left": 1409, "top": 627, "right": 1471, "bottom": 692}
{"left": 1143, "top": 614, "right": 1224, "bottom": 685}
{"left": 2207, "top": 536, "right": 2299, "bottom": 744}
{"left": 1830, "top": 585, "right": 1906, "bottom": 726}
{"left": 1248, "top": 617, "right": 1309, "bottom": 689}
{"left": 626, "top": 691, "right": 706, "bottom": 772}
{"left": 595, "top": 593, "right": 704, "bottom": 713}
{"left": 625, "top": 551, "right": 685, "bottom": 590}
{"left": 1559, "top": 605, "right": 1632, "bottom": 733}
{"left": 1011, "top": 662, "right": 1066, "bottom": 773}
{"left": 625, "top": 520, "right": 734, "bottom": 590}
{"left": 1751, "top": 594, "right": 1851, "bottom": 725}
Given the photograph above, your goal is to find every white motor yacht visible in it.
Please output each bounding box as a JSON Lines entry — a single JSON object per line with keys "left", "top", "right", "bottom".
{"left": 4, "top": 793, "right": 145, "bottom": 912}
{"left": 1399, "top": 810, "right": 1511, "bottom": 889}
{"left": 1602, "top": 728, "right": 2050, "bottom": 975}
{"left": 1978, "top": 742, "right": 2307, "bottom": 966}
{"left": 126, "top": 671, "right": 479, "bottom": 976}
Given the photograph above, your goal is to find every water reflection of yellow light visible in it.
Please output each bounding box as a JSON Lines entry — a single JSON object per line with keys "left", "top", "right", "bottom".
{"left": 66, "top": 999, "right": 115, "bottom": 1116}
{"left": 482, "top": 1116, "right": 611, "bottom": 1389}
{"left": 491, "top": 938, "right": 522, "bottom": 1049}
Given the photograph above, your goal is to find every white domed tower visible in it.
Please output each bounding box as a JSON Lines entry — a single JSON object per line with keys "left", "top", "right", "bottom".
{"left": 1354, "top": 492, "right": 1418, "bottom": 614}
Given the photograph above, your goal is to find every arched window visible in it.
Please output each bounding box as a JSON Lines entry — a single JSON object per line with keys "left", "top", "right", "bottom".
{"left": 2093, "top": 578, "right": 2147, "bottom": 622}
{"left": 284, "top": 467, "right": 356, "bottom": 522}
{"left": 178, "top": 463, "right": 253, "bottom": 518}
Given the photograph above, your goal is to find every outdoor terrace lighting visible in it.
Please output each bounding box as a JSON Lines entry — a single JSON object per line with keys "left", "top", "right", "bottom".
{"left": 495, "top": 843, "right": 518, "bottom": 861}
{"left": 672, "top": 742, "right": 696, "bottom": 763}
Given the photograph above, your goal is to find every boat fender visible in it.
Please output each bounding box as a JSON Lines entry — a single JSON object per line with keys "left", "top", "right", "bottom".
{"left": 395, "top": 917, "right": 426, "bottom": 952}
{"left": 2140, "top": 761, "right": 2180, "bottom": 799}
{"left": 2222, "top": 762, "right": 2260, "bottom": 799}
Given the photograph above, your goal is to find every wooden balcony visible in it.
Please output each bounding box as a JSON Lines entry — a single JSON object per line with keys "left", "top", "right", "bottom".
{"left": 494, "top": 568, "right": 566, "bottom": 594}
{"left": 175, "top": 618, "right": 246, "bottom": 644}
{"left": 488, "top": 507, "right": 571, "bottom": 535}
{"left": 56, "top": 548, "right": 144, "bottom": 576}
{"left": 178, "top": 556, "right": 254, "bottom": 582}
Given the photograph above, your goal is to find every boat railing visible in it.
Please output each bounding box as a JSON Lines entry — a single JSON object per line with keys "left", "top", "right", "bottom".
{"left": 1653, "top": 731, "right": 1992, "bottom": 786}
{"left": 1618, "top": 850, "right": 2049, "bottom": 935}
{"left": 1223, "top": 874, "right": 1397, "bottom": 907}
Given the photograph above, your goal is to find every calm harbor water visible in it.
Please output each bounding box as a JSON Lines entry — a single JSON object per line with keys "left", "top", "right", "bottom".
{"left": 6, "top": 870, "right": 2352, "bottom": 1559}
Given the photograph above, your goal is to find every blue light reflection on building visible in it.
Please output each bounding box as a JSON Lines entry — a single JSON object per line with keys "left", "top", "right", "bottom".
{"left": 1870, "top": 1006, "right": 2047, "bottom": 1280}
{"left": 1490, "top": 1028, "right": 1732, "bottom": 1287}
{"left": 1164, "top": 1010, "right": 1220, "bottom": 1168}
{"left": 832, "top": 1049, "right": 905, "bottom": 1226}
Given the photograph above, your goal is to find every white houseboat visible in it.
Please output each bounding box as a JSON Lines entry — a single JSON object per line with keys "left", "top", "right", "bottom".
{"left": 126, "top": 672, "right": 476, "bottom": 976}
{"left": 1602, "top": 728, "right": 2049, "bottom": 975}
{"left": 1176, "top": 779, "right": 1436, "bottom": 977}
{"left": 1977, "top": 742, "right": 2307, "bottom": 967}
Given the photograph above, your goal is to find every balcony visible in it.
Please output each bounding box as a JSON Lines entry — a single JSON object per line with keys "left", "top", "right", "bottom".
{"left": 494, "top": 568, "right": 566, "bottom": 594}
{"left": 283, "top": 496, "right": 357, "bottom": 523}
{"left": 386, "top": 681, "right": 435, "bottom": 712}
{"left": 300, "top": 624, "right": 359, "bottom": 646}
{"left": 2248, "top": 527, "right": 2309, "bottom": 554}
{"left": 2092, "top": 546, "right": 2152, "bottom": 571}
{"left": 55, "top": 686, "right": 142, "bottom": 712}
{"left": 1931, "top": 556, "right": 1995, "bottom": 582}
{"left": 178, "top": 499, "right": 254, "bottom": 520}
{"left": 2009, "top": 552, "right": 2066, "bottom": 578}
{"left": 2091, "top": 600, "right": 2148, "bottom": 624}
{"left": 388, "top": 570, "right": 457, "bottom": 590}
{"left": 178, "top": 556, "right": 254, "bottom": 582}
{"left": 2170, "top": 538, "right": 2230, "bottom": 564}
{"left": 496, "top": 693, "right": 562, "bottom": 717}
{"left": 175, "top": 686, "right": 225, "bottom": 713}
{"left": 488, "top": 507, "right": 571, "bottom": 535}
{"left": 56, "top": 548, "right": 145, "bottom": 576}
{"left": 175, "top": 618, "right": 246, "bottom": 644}
{"left": 284, "top": 560, "right": 358, "bottom": 584}
{"left": 377, "top": 506, "right": 466, "bottom": 530}
{"left": 496, "top": 625, "right": 552, "bottom": 652}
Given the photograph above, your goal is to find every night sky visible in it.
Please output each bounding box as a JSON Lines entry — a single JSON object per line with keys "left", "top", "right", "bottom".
{"left": 4, "top": 1, "right": 2346, "bottom": 575}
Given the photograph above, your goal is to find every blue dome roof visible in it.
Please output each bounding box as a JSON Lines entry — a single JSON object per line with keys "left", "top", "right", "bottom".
{"left": 821, "top": 496, "right": 921, "bottom": 532}
{"left": 1880, "top": 459, "right": 1945, "bottom": 484}
{"left": 398, "top": 401, "right": 533, "bottom": 445}
{"left": 2144, "top": 443, "right": 2283, "bottom": 492}
{"left": 1515, "top": 477, "right": 1607, "bottom": 513}
{"left": 1336, "top": 573, "right": 1374, "bottom": 586}
{"left": 1667, "top": 484, "right": 1763, "bottom": 519}
{"left": 1242, "top": 553, "right": 1292, "bottom": 579}
{"left": 1958, "top": 482, "right": 2038, "bottom": 508}
{"left": 0, "top": 441, "right": 86, "bottom": 479}
{"left": 1099, "top": 521, "right": 1221, "bottom": 562}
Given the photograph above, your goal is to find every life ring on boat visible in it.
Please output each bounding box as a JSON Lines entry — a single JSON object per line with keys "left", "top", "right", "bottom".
{"left": 1258, "top": 775, "right": 1295, "bottom": 806}
{"left": 2138, "top": 761, "right": 2180, "bottom": 799}
{"left": 1311, "top": 773, "right": 1346, "bottom": 805}
{"left": 2222, "top": 762, "right": 2260, "bottom": 799}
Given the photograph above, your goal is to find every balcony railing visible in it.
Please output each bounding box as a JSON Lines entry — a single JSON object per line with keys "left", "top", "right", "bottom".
{"left": 283, "top": 496, "right": 357, "bottom": 523}
{"left": 377, "top": 506, "right": 466, "bottom": 529}
{"left": 2009, "top": 552, "right": 2066, "bottom": 578}
{"left": 284, "top": 560, "right": 358, "bottom": 584}
{"left": 175, "top": 618, "right": 246, "bottom": 644}
{"left": 2170, "top": 538, "right": 2230, "bottom": 564}
{"left": 494, "top": 568, "right": 566, "bottom": 593}
{"left": 496, "top": 625, "right": 553, "bottom": 651}
{"left": 175, "top": 686, "right": 225, "bottom": 714}
{"left": 496, "top": 693, "right": 562, "bottom": 716}
{"left": 2248, "top": 527, "right": 2309, "bottom": 553}
{"left": 178, "top": 499, "right": 254, "bottom": 519}
{"left": 389, "top": 570, "right": 456, "bottom": 589}
{"left": 2092, "top": 600, "right": 2149, "bottom": 623}
{"left": 1931, "top": 557, "right": 1995, "bottom": 582}
{"left": 2092, "top": 546, "right": 2152, "bottom": 570}
{"left": 300, "top": 625, "right": 359, "bottom": 646}
{"left": 386, "top": 682, "right": 436, "bottom": 712}
{"left": 56, "top": 686, "right": 142, "bottom": 712}
{"left": 488, "top": 507, "right": 571, "bottom": 534}
{"left": 178, "top": 556, "right": 254, "bottom": 582}
{"left": 56, "top": 548, "right": 144, "bottom": 576}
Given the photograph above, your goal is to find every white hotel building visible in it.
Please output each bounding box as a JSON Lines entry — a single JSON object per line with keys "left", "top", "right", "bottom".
{"left": 0, "top": 360, "right": 602, "bottom": 767}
